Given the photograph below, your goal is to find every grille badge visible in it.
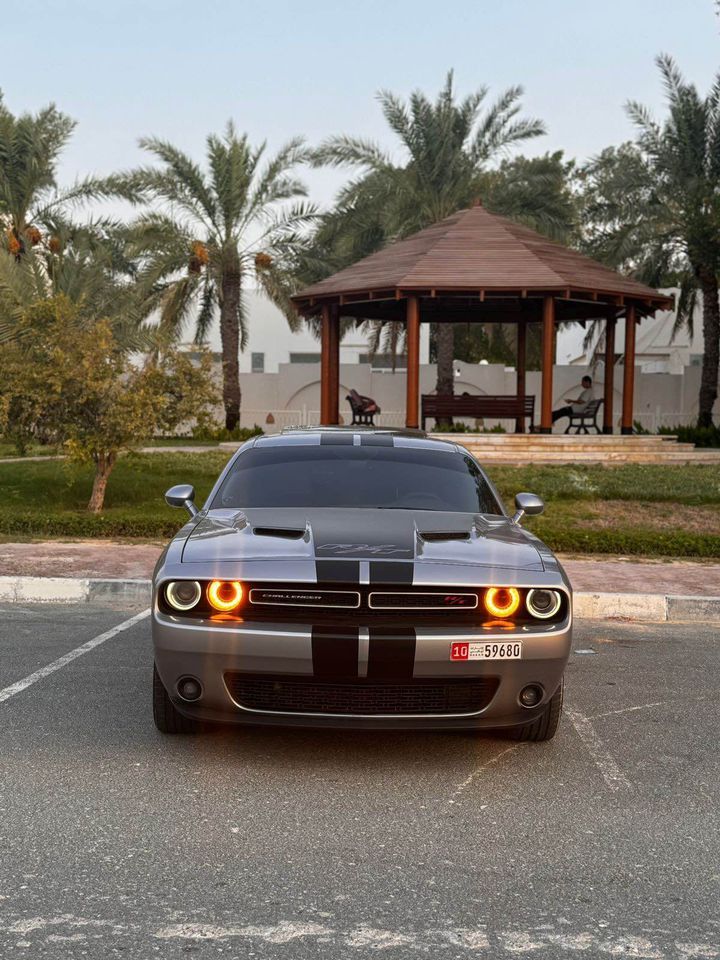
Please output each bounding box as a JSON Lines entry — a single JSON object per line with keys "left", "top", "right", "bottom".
{"left": 368, "top": 591, "right": 478, "bottom": 610}
{"left": 249, "top": 588, "right": 360, "bottom": 609}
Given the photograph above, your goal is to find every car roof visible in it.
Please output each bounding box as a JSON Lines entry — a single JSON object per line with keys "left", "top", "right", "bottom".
{"left": 248, "top": 427, "right": 460, "bottom": 453}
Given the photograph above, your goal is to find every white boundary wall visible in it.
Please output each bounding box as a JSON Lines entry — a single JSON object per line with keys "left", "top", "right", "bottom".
{"left": 233, "top": 359, "right": 716, "bottom": 433}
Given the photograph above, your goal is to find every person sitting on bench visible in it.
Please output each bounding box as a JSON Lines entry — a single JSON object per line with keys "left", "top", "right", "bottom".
{"left": 552, "top": 376, "right": 594, "bottom": 424}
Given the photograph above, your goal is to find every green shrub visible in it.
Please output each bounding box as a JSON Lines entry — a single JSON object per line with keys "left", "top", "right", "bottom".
{"left": 0, "top": 510, "right": 180, "bottom": 539}
{"left": 658, "top": 424, "right": 720, "bottom": 447}
{"left": 190, "top": 423, "right": 263, "bottom": 442}
{"left": 433, "top": 423, "right": 507, "bottom": 434}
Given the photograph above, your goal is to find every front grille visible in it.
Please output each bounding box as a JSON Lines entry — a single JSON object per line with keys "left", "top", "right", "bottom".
{"left": 224, "top": 674, "right": 499, "bottom": 716}
{"left": 369, "top": 591, "right": 478, "bottom": 610}
{"left": 243, "top": 583, "right": 483, "bottom": 624}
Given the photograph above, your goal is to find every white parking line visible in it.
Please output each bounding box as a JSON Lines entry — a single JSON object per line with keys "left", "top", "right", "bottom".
{"left": 0, "top": 609, "right": 150, "bottom": 704}
{"left": 590, "top": 701, "right": 665, "bottom": 720}
{"left": 566, "top": 706, "right": 632, "bottom": 792}
{"left": 449, "top": 744, "right": 521, "bottom": 801}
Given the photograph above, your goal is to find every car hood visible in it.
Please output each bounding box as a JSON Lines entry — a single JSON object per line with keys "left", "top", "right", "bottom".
{"left": 181, "top": 508, "right": 544, "bottom": 571}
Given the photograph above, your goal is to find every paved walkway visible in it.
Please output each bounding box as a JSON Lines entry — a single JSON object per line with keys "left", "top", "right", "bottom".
{"left": 0, "top": 540, "right": 718, "bottom": 595}
{"left": 0, "top": 445, "right": 221, "bottom": 465}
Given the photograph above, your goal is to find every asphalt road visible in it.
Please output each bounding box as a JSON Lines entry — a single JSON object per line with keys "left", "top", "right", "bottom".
{"left": 0, "top": 604, "right": 718, "bottom": 959}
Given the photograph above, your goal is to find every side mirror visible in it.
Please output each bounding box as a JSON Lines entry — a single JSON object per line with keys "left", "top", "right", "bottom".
{"left": 512, "top": 492, "right": 544, "bottom": 524}
{"left": 165, "top": 483, "right": 199, "bottom": 518}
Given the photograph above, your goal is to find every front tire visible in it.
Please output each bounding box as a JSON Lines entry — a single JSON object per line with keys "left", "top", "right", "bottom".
{"left": 153, "top": 664, "right": 203, "bottom": 734}
{"left": 508, "top": 679, "right": 564, "bottom": 742}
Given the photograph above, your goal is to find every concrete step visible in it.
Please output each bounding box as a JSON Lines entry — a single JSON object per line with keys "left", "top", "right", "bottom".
{"left": 430, "top": 433, "right": 681, "bottom": 445}
{"left": 465, "top": 453, "right": 720, "bottom": 464}
{"left": 456, "top": 443, "right": 717, "bottom": 455}
{"left": 454, "top": 443, "right": 697, "bottom": 453}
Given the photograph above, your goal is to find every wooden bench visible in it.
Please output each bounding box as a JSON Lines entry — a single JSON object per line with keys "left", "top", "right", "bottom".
{"left": 346, "top": 389, "right": 381, "bottom": 426}
{"left": 421, "top": 394, "right": 535, "bottom": 432}
{"left": 565, "top": 398, "right": 603, "bottom": 434}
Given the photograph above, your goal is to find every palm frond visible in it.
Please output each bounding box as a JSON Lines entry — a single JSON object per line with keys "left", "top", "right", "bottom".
{"left": 194, "top": 280, "right": 217, "bottom": 344}
{"left": 311, "top": 135, "right": 393, "bottom": 171}
{"left": 137, "top": 136, "right": 217, "bottom": 222}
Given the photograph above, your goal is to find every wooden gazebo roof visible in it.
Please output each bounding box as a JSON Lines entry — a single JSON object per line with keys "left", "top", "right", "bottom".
{"left": 292, "top": 202, "right": 673, "bottom": 321}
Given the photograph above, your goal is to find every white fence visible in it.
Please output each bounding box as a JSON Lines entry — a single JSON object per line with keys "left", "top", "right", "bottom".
{"left": 633, "top": 410, "right": 689, "bottom": 433}
{"left": 241, "top": 408, "right": 408, "bottom": 432}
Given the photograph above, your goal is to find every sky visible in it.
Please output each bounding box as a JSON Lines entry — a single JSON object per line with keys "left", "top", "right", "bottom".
{"left": 2, "top": 0, "right": 719, "bottom": 212}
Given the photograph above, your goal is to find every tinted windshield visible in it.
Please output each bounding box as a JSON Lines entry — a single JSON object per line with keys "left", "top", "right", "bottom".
{"left": 212, "top": 445, "right": 503, "bottom": 514}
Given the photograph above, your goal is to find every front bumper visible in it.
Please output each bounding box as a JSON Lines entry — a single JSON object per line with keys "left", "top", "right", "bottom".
{"left": 152, "top": 608, "right": 572, "bottom": 731}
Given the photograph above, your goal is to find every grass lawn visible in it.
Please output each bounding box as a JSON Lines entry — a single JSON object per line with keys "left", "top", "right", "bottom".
{"left": 0, "top": 453, "right": 718, "bottom": 557}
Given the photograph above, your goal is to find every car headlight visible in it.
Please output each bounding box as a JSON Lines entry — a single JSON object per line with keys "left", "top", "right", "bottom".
{"left": 483, "top": 587, "right": 521, "bottom": 618}
{"left": 526, "top": 588, "right": 562, "bottom": 619}
{"left": 207, "top": 579, "right": 244, "bottom": 611}
{"left": 165, "top": 580, "right": 202, "bottom": 611}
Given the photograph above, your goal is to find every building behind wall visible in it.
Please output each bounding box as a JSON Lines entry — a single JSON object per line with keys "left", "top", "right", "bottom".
{"left": 193, "top": 289, "right": 430, "bottom": 374}
{"left": 556, "top": 288, "right": 705, "bottom": 375}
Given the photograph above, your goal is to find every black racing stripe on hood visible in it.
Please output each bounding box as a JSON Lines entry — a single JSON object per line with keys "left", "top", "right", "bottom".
{"left": 367, "top": 627, "right": 416, "bottom": 679}
{"left": 316, "top": 559, "right": 360, "bottom": 583}
{"left": 312, "top": 511, "right": 416, "bottom": 561}
{"left": 370, "top": 561, "right": 414, "bottom": 584}
{"left": 312, "top": 625, "right": 359, "bottom": 679}
{"left": 360, "top": 434, "right": 394, "bottom": 446}
{"left": 320, "top": 432, "right": 354, "bottom": 445}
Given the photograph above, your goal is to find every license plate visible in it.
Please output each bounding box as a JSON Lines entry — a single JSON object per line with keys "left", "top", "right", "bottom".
{"left": 450, "top": 641, "right": 522, "bottom": 661}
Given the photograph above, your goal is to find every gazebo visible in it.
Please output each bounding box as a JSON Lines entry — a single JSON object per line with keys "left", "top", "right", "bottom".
{"left": 291, "top": 203, "right": 673, "bottom": 434}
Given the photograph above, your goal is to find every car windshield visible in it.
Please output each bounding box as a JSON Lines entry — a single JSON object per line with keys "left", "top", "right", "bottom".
{"left": 211, "top": 444, "right": 504, "bottom": 514}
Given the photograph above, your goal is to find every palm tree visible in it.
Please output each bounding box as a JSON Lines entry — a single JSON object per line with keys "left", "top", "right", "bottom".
{"left": 310, "top": 72, "right": 552, "bottom": 403}
{"left": 0, "top": 90, "right": 107, "bottom": 259}
{"left": 580, "top": 56, "right": 720, "bottom": 427}
{"left": 112, "top": 124, "right": 315, "bottom": 429}
{"left": 0, "top": 220, "right": 146, "bottom": 349}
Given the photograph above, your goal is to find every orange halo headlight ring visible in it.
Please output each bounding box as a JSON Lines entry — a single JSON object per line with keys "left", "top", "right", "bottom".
{"left": 207, "top": 579, "right": 244, "bottom": 611}
{"left": 483, "top": 587, "right": 521, "bottom": 619}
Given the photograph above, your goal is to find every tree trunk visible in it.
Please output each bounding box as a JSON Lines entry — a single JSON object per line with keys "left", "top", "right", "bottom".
{"left": 87, "top": 453, "right": 117, "bottom": 513}
{"left": 434, "top": 322, "right": 455, "bottom": 428}
{"left": 697, "top": 268, "right": 720, "bottom": 428}
{"left": 219, "top": 263, "right": 242, "bottom": 431}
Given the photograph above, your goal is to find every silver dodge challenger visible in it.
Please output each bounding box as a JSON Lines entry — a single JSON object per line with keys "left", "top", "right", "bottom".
{"left": 152, "top": 428, "right": 571, "bottom": 740}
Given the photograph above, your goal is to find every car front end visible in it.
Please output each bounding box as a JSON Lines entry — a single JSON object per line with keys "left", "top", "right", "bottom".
{"left": 152, "top": 496, "right": 572, "bottom": 734}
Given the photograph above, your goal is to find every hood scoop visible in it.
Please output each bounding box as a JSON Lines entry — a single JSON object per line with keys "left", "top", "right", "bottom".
{"left": 253, "top": 526, "right": 306, "bottom": 540}
{"left": 418, "top": 529, "right": 470, "bottom": 543}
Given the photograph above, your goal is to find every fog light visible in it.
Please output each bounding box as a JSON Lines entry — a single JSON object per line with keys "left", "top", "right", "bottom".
{"left": 526, "top": 588, "right": 562, "bottom": 619}
{"left": 484, "top": 587, "right": 521, "bottom": 618}
{"left": 177, "top": 677, "right": 202, "bottom": 702}
{"left": 207, "top": 579, "right": 244, "bottom": 611}
{"left": 519, "top": 684, "right": 544, "bottom": 708}
{"left": 165, "top": 580, "right": 202, "bottom": 611}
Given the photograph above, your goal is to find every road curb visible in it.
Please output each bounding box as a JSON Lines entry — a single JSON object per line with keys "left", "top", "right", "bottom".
{"left": 0, "top": 576, "right": 151, "bottom": 606}
{"left": 1, "top": 576, "right": 719, "bottom": 622}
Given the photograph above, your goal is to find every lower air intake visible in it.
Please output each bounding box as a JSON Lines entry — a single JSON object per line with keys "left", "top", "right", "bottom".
{"left": 224, "top": 674, "right": 499, "bottom": 716}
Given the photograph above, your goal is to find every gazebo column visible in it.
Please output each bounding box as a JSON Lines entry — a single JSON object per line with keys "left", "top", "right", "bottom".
{"left": 405, "top": 295, "right": 421, "bottom": 429}
{"left": 540, "top": 296, "right": 555, "bottom": 433}
{"left": 328, "top": 304, "right": 340, "bottom": 425}
{"left": 319, "top": 304, "right": 331, "bottom": 425}
{"left": 621, "top": 303, "right": 637, "bottom": 435}
{"left": 515, "top": 320, "right": 527, "bottom": 434}
{"left": 603, "top": 311, "right": 616, "bottom": 434}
